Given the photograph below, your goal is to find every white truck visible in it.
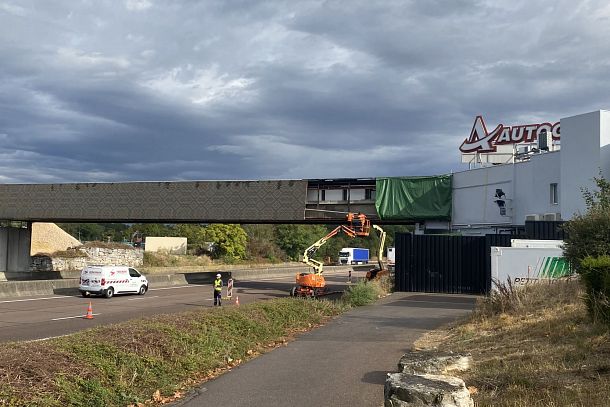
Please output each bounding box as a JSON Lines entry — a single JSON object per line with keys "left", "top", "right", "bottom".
{"left": 79, "top": 265, "right": 148, "bottom": 298}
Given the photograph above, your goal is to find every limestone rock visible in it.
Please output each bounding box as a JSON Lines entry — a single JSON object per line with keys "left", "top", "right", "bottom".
{"left": 398, "top": 351, "right": 472, "bottom": 375}
{"left": 385, "top": 372, "right": 474, "bottom": 407}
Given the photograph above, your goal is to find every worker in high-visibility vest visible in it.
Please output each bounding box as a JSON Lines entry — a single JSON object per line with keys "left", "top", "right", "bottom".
{"left": 213, "top": 273, "right": 223, "bottom": 306}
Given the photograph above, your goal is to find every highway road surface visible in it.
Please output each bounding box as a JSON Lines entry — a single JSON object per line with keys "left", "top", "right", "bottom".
{"left": 0, "top": 269, "right": 354, "bottom": 343}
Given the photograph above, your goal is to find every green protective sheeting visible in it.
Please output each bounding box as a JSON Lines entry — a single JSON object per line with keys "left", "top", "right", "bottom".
{"left": 375, "top": 175, "right": 452, "bottom": 221}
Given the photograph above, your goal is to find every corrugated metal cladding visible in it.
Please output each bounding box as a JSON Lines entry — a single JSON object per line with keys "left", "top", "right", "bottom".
{"left": 395, "top": 233, "right": 513, "bottom": 295}
{"left": 525, "top": 221, "right": 566, "bottom": 240}
{"left": 0, "top": 180, "right": 308, "bottom": 222}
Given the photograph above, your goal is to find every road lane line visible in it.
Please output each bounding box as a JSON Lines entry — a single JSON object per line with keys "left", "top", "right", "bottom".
{"left": 148, "top": 285, "right": 198, "bottom": 291}
{"left": 127, "top": 296, "right": 159, "bottom": 301}
{"left": 0, "top": 295, "right": 73, "bottom": 304}
{"left": 51, "top": 313, "right": 101, "bottom": 321}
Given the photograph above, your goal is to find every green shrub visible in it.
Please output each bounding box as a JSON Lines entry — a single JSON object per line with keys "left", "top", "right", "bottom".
{"left": 579, "top": 256, "right": 610, "bottom": 323}
{"left": 342, "top": 280, "right": 383, "bottom": 307}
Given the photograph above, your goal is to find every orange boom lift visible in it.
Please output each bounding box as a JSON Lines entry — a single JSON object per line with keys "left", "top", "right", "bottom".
{"left": 290, "top": 213, "right": 385, "bottom": 297}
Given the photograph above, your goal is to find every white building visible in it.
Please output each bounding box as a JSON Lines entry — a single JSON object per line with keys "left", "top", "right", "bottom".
{"left": 451, "top": 110, "right": 610, "bottom": 235}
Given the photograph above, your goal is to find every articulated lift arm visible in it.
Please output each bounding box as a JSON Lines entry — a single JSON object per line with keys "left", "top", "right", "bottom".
{"left": 302, "top": 225, "right": 358, "bottom": 275}
{"left": 372, "top": 224, "right": 387, "bottom": 271}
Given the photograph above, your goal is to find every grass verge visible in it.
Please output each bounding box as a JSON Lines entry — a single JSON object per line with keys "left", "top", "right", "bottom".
{"left": 0, "top": 298, "right": 344, "bottom": 406}
{"left": 415, "top": 279, "right": 610, "bottom": 407}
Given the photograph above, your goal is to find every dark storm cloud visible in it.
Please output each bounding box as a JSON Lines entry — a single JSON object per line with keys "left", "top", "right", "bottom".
{"left": 1, "top": 0, "right": 610, "bottom": 183}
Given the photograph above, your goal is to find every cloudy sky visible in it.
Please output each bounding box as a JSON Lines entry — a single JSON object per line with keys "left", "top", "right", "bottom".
{"left": 1, "top": 0, "right": 609, "bottom": 183}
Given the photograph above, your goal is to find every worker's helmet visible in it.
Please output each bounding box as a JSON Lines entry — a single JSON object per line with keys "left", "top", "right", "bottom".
{"left": 216, "top": 273, "right": 221, "bottom": 278}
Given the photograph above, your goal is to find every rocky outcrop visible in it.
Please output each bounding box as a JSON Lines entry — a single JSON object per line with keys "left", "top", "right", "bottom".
{"left": 31, "top": 247, "right": 143, "bottom": 271}
{"left": 385, "top": 351, "right": 474, "bottom": 407}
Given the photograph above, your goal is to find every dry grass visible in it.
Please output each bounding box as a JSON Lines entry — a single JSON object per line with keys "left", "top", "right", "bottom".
{"left": 0, "top": 298, "right": 344, "bottom": 406}
{"left": 143, "top": 251, "right": 213, "bottom": 267}
{"left": 415, "top": 280, "right": 610, "bottom": 407}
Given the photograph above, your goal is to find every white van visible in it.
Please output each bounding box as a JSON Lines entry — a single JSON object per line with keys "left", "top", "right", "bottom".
{"left": 79, "top": 265, "right": 148, "bottom": 298}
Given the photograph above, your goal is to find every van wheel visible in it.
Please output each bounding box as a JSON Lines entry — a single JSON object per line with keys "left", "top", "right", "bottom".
{"left": 105, "top": 287, "right": 114, "bottom": 298}
{"left": 138, "top": 285, "right": 147, "bottom": 295}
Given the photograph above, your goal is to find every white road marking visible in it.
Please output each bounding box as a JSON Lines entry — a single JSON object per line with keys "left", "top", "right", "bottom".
{"left": 127, "top": 296, "right": 159, "bottom": 301}
{"left": 148, "top": 285, "right": 195, "bottom": 291}
{"left": 51, "top": 313, "right": 101, "bottom": 321}
{"left": 0, "top": 295, "right": 73, "bottom": 304}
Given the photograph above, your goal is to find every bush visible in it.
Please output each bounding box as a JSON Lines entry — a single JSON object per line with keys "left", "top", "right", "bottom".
{"left": 342, "top": 280, "right": 384, "bottom": 307}
{"left": 563, "top": 208, "right": 610, "bottom": 271}
{"left": 579, "top": 256, "right": 610, "bottom": 323}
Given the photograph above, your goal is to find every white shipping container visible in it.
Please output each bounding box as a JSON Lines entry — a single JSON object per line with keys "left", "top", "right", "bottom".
{"left": 491, "top": 246, "right": 571, "bottom": 289}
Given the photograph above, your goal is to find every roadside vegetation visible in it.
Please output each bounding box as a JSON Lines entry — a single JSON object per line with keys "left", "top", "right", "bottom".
{"left": 0, "top": 278, "right": 389, "bottom": 406}
{"left": 0, "top": 299, "right": 345, "bottom": 407}
{"left": 342, "top": 278, "right": 387, "bottom": 306}
{"left": 418, "top": 279, "right": 610, "bottom": 406}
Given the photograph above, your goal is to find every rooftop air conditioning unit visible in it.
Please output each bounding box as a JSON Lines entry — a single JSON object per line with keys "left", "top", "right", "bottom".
{"left": 525, "top": 214, "right": 541, "bottom": 221}
{"left": 543, "top": 213, "right": 561, "bottom": 221}
{"left": 517, "top": 145, "right": 529, "bottom": 155}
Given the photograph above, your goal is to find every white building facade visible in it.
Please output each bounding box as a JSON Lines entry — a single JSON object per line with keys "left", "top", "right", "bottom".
{"left": 450, "top": 110, "right": 610, "bottom": 235}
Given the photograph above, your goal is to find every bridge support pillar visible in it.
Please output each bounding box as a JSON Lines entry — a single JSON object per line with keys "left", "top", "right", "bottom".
{"left": 0, "top": 222, "right": 32, "bottom": 276}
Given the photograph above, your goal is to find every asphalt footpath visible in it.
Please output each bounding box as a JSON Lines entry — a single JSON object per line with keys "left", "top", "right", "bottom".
{"left": 173, "top": 292, "right": 477, "bottom": 407}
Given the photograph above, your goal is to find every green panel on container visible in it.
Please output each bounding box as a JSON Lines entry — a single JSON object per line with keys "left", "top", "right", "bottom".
{"left": 375, "top": 175, "right": 452, "bottom": 221}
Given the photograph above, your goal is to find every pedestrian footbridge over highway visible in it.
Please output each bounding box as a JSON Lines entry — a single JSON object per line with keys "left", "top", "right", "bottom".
{"left": 0, "top": 176, "right": 452, "bottom": 272}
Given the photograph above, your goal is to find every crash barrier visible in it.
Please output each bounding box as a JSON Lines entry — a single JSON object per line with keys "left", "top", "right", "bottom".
{"left": 0, "top": 265, "right": 353, "bottom": 298}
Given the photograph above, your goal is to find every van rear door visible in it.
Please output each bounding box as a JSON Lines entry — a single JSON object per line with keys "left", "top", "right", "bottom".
{"left": 80, "top": 267, "right": 103, "bottom": 292}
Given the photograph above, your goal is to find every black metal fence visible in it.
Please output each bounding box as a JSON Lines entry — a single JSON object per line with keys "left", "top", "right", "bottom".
{"left": 395, "top": 233, "right": 512, "bottom": 295}
{"left": 394, "top": 221, "right": 566, "bottom": 295}
{"left": 524, "top": 220, "right": 566, "bottom": 240}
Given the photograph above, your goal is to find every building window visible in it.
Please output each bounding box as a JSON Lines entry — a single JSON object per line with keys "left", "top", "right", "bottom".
{"left": 550, "top": 183, "right": 558, "bottom": 205}
{"left": 365, "top": 189, "right": 373, "bottom": 200}
{"left": 342, "top": 189, "right": 348, "bottom": 201}
{"left": 321, "top": 190, "right": 326, "bottom": 201}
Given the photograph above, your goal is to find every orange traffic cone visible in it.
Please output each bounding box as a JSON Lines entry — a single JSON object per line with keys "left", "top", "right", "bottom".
{"left": 235, "top": 296, "right": 240, "bottom": 306}
{"left": 85, "top": 302, "right": 94, "bottom": 319}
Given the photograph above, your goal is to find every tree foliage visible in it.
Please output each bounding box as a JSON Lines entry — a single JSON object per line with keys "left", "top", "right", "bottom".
{"left": 203, "top": 224, "right": 247, "bottom": 260}
{"left": 275, "top": 224, "right": 328, "bottom": 260}
{"left": 242, "top": 224, "right": 286, "bottom": 262}
{"left": 563, "top": 176, "right": 610, "bottom": 270}
{"left": 563, "top": 175, "right": 610, "bottom": 323}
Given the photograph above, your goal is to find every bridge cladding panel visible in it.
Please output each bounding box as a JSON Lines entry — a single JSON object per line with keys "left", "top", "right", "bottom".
{"left": 0, "top": 180, "right": 308, "bottom": 223}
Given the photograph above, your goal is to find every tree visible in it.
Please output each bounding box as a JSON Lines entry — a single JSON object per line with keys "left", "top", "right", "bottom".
{"left": 202, "top": 224, "right": 247, "bottom": 260}
{"left": 242, "top": 224, "right": 286, "bottom": 262}
{"left": 173, "top": 224, "right": 209, "bottom": 254}
{"left": 563, "top": 175, "right": 610, "bottom": 323}
{"left": 563, "top": 175, "right": 610, "bottom": 270}
{"left": 275, "top": 224, "right": 328, "bottom": 260}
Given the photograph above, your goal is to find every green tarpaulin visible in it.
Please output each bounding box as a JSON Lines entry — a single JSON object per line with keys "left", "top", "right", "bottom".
{"left": 375, "top": 175, "right": 452, "bottom": 221}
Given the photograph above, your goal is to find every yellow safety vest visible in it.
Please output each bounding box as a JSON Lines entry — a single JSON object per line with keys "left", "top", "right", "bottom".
{"left": 214, "top": 279, "right": 222, "bottom": 292}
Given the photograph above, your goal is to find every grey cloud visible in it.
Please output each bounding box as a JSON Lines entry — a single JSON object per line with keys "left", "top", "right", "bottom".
{"left": 1, "top": 0, "right": 610, "bottom": 183}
